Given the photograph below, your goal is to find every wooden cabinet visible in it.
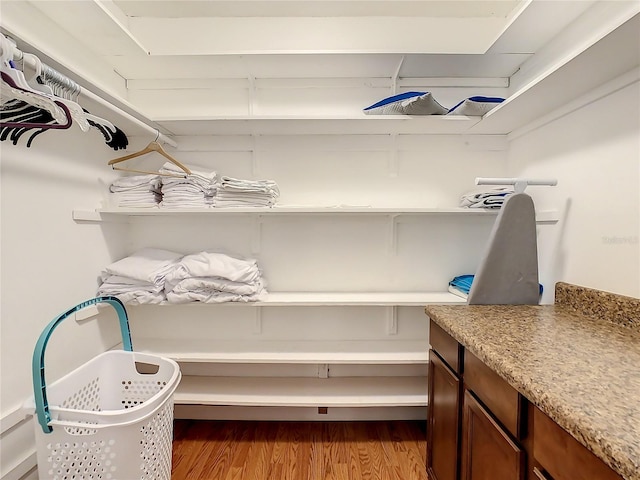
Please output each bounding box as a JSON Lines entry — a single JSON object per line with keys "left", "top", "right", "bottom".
{"left": 461, "top": 390, "right": 525, "bottom": 480}
{"left": 427, "top": 318, "right": 624, "bottom": 480}
{"left": 532, "top": 407, "right": 622, "bottom": 480}
{"left": 428, "top": 320, "right": 525, "bottom": 480}
{"left": 427, "top": 350, "right": 461, "bottom": 480}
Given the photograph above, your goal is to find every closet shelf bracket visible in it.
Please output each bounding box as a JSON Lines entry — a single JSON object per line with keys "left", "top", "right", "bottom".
{"left": 388, "top": 133, "right": 399, "bottom": 178}
{"left": 251, "top": 134, "right": 260, "bottom": 176}
{"left": 251, "top": 216, "right": 262, "bottom": 255}
{"left": 387, "top": 214, "right": 400, "bottom": 255}
{"left": 253, "top": 308, "right": 262, "bottom": 335}
{"left": 386, "top": 306, "right": 398, "bottom": 335}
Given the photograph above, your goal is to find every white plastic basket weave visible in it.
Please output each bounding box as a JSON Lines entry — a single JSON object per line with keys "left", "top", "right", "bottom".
{"left": 31, "top": 297, "right": 181, "bottom": 480}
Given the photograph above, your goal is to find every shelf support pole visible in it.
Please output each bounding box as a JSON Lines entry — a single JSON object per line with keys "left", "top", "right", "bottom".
{"left": 251, "top": 215, "right": 262, "bottom": 255}
{"left": 251, "top": 134, "right": 260, "bottom": 176}
{"left": 392, "top": 56, "right": 405, "bottom": 95}
{"left": 317, "top": 364, "right": 329, "bottom": 379}
{"left": 388, "top": 133, "right": 399, "bottom": 177}
{"left": 248, "top": 75, "right": 256, "bottom": 116}
{"left": 253, "top": 307, "right": 262, "bottom": 335}
{"left": 386, "top": 306, "right": 398, "bottom": 335}
{"left": 387, "top": 214, "right": 399, "bottom": 255}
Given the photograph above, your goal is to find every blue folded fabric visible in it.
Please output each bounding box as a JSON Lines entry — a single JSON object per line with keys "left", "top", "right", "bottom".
{"left": 449, "top": 274, "right": 474, "bottom": 294}
{"left": 449, "top": 275, "right": 543, "bottom": 295}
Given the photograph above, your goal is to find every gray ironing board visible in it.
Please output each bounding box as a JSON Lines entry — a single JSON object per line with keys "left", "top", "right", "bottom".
{"left": 467, "top": 192, "right": 540, "bottom": 305}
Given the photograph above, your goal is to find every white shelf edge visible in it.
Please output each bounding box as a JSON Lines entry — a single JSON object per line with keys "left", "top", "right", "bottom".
{"left": 154, "top": 115, "right": 481, "bottom": 135}
{"left": 127, "top": 339, "right": 429, "bottom": 364}
{"left": 151, "top": 114, "right": 476, "bottom": 122}
{"left": 175, "top": 375, "right": 427, "bottom": 407}
{"left": 73, "top": 207, "right": 559, "bottom": 223}
{"left": 123, "top": 291, "right": 466, "bottom": 306}
{"left": 470, "top": 12, "right": 640, "bottom": 135}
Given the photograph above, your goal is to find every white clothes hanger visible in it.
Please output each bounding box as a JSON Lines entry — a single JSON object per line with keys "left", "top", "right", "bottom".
{"left": 21, "top": 53, "right": 53, "bottom": 95}
{"left": 0, "top": 34, "right": 68, "bottom": 124}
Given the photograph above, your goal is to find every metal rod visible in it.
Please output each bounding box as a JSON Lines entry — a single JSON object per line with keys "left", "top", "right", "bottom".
{"left": 7, "top": 35, "right": 178, "bottom": 149}
{"left": 475, "top": 177, "right": 557, "bottom": 194}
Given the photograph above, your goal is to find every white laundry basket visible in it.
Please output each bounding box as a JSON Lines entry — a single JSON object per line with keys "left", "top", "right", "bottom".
{"left": 31, "top": 297, "right": 181, "bottom": 480}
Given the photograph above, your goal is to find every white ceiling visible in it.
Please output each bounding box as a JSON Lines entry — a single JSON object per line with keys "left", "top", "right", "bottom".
{"left": 112, "top": 1, "right": 524, "bottom": 19}
{"left": 0, "top": 0, "right": 607, "bottom": 123}
{"left": 2, "top": 0, "right": 598, "bottom": 80}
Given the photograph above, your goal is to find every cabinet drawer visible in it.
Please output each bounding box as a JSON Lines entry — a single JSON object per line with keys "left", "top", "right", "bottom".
{"left": 429, "top": 320, "right": 463, "bottom": 374}
{"left": 463, "top": 350, "right": 524, "bottom": 439}
{"left": 533, "top": 407, "right": 622, "bottom": 480}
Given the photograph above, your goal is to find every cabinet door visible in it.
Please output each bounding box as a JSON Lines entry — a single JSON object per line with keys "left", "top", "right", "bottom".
{"left": 427, "top": 350, "right": 461, "bottom": 480}
{"left": 461, "top": 390, "right": 524, "bottom": 480}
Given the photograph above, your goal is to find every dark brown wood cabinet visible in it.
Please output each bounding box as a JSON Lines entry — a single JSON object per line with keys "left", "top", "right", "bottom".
{"left": 426, "top": 319, "right": 623, "bottom": 480}
{"left": 532, "top": 407, "right": 622, "bottom": 480}
{"left": 427, "top": 350, "right": 462, "bottom": 480}
{"left": 461, "top": 390, "right": 525, "bottom": 480}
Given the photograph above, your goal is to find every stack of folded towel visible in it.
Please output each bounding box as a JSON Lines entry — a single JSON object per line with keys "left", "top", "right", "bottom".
{"left": 459, "top": 186, "right": 513, "bottom": 209}
{"left": 164, "top": 251, "right": 267, "bottom": 303}
{"left": 213, "top": 176, "right": 280, "bottom": 207}
{"left": 159, "top": 162, "right": 217, "bottom": 208}
{"left": 109, "top": 174, "right": 161, "bottom": 208}
{"left": 97, "top": 248, "right": 183, "bottom": 304}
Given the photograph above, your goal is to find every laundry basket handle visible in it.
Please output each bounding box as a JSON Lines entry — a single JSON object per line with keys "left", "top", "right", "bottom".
{"left": 32, "top": 296, "right": 133, "bottom": 434}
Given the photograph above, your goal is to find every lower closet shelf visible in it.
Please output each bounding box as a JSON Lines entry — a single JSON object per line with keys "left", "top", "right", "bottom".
{"left": 174, "top": 376, "right": 428, "bottom": 408}
{"left": 132, "top": 339, "right": 429, "bottom": 364}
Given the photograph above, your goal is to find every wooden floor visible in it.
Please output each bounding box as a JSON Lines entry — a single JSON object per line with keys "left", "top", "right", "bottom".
{"left": 171, "top": 420, "right": 428, "bottom": 480}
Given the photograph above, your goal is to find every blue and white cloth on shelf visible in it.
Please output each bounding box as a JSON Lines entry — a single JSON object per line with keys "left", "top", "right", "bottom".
{"left": 363, "top": 93, "right": 504, "bottom": 116}
{"left": 460, "top": 186, "right": 514, "bottom": 209}
{"left": 449, "top": 274, "right": 543, "bottom": 300}
{"left": 363, "top": 91, "right": 448, "bottom": 115}
{"left": 447, "top": 96, "right": 505, "bottom": 116}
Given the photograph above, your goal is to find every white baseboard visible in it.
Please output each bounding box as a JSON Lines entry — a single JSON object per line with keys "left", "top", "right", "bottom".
{"left": 175, "top": 404, "right": 427, "bottom": 421}
{"left": 1, "top": 452, "right": 37, "bottom": 480}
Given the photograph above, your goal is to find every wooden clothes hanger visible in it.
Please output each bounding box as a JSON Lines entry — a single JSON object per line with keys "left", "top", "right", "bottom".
{"left": 107, "top": 132, "right": 192, "bottom": 176}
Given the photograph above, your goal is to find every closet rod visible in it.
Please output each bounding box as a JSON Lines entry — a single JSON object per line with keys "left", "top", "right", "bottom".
{"left": 9, "top": 40, "right": 178, "bottom": 149}
{"left": 80, "top": 88, "right": 178, "bottom": 148}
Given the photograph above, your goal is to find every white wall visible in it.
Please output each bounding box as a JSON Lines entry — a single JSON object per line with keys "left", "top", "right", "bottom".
{"left": 0, "top": 127, "right": 128, "bottom": 479}
{"left": 508, "top": 80, "right": 640, "bottom": 299}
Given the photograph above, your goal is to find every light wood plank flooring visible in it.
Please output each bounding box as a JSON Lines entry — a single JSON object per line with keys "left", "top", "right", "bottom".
{"left": 171, "top": 420, "right": 428, "bottom": 480}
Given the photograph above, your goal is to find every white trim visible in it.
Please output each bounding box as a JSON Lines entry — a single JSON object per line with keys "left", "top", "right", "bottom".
{"left": 175, "top": 375, "right": 427, "bottom": 407}
{"left": 0, "top": 406, "right": 29, "bottom": 436}
{"left": 1, "top": 452, "right": 37, "bottom": 480}
{"left": 508, "top": 68, "right": 640, "bottom": 142}
{"left": 174, "top": 404, "right": 426, "bottom": 422}
{"left": 72, "top": 207, "right": 560, "bottom": 223}
{"left": 123, "top": 338, "right": 430, "bottom": 365}
{"left": 92, "top": 0, "right": 150, "bottom": 54}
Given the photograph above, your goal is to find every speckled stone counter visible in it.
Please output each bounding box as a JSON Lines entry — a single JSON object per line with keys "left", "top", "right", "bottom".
{"left": 425, "top": 284, "right": 640, "bottom": 480}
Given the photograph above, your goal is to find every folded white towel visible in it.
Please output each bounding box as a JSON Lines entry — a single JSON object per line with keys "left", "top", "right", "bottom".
{"left": 97, "top": 290, "right": 165, "bottom": 305}
{"left": 167, "top": 288, "right": 266, "bottom": 304}
{"left": 164, "top": 251, "right": 261, "bottom": 292}
{"left": 170, "top": 277, "right": 264, "bottom": 296}
{"left": 101, "top": 248, "right": 183, "bottom": 286}
{"left": 110, "top": 174, "right": 161, "bottom": 191}
{"left": 98, "top": 275, "right": 164, "bottom": 293}
{"left": 159, "top": 162, "right": 217, "bottom": 209}
{"left": 220, "top": 176, "right": 280, "bottom": 196}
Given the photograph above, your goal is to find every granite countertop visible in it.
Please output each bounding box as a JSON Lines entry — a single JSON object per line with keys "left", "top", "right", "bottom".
{"left": 425, "top": 283, "right": 640, "bottom": 480}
